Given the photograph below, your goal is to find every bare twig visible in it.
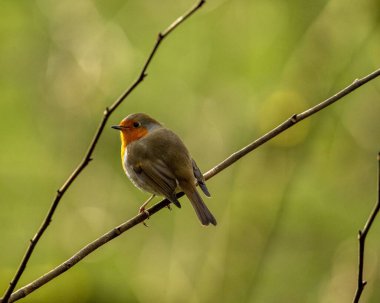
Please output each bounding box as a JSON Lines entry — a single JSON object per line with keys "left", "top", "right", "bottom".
{"left": 4, "top": 68, "right": 380, "bottom": 303}
{"left": 352, "top": 152, "right": 380, "bottom": 303}
{"left": 204, "top": 69, "right": 380, "bottom": 180}
{"left": 0, "top": 2, "right": 205, "bottom": 303}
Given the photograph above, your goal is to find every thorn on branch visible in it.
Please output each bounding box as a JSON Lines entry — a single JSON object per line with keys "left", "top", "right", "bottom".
{"left": 290, "top": 114, "right": 298, "bottom": 123}
{"left": 103, "top": 107, "right": 110, "bottom": 116}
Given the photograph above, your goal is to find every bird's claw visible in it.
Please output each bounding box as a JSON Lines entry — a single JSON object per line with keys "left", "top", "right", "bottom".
{"left": 167, "top": 204, "right": 172, "bottom": 211}
{"left": 139, "top": 207, "right": 150, "bottom": 227}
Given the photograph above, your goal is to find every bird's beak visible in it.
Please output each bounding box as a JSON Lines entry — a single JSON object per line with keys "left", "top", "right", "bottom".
{"left": 111, "top": 125, "right": 123, "bottom": 130}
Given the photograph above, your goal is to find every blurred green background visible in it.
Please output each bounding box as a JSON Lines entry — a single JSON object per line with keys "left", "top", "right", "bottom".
{"left": 1, "top": 0, "right": 379, "bottom": 302}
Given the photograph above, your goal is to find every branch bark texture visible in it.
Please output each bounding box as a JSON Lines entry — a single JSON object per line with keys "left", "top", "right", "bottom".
{"left": 4, "top": 68, "right": 380, "bottom": 303}
{"left": 352, "top": 152, "right": 380, "bottom": 303}
{"left": 0, "top": 1, "right": 205, "bottom": 303}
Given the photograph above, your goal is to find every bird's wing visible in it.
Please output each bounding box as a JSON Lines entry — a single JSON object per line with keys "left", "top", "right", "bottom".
{"left": 133, "top": 159, "right": 178, "bottom": 201}
{"left": 192, "top": 159, "right": 211, "bottom": 197}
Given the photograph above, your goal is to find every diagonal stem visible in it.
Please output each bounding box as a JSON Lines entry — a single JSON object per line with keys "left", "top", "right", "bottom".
{"left": 352, "top": 152, "right": 380, "bottom": 303}
{"left": 3, "top": 68, "right": 379, "bottom": 303}
{"left": 0, "top": 2, "right": 206, "bottom": 303}
{"left": 204, "top": 68, "right": 380, "bottom": 180}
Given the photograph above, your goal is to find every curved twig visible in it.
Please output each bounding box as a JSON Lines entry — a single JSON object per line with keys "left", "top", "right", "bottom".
{"left": 352, "top": 152, "right": 380, "bottom": 303}
{"left": 4, "top": 68, "right": 380, "bottom": 303}
{"left": 0, "top": 1, "right": 206, "bottom": 303}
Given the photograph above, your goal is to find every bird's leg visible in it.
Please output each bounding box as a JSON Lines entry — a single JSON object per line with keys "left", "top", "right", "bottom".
{"left": 139, "top": 194, "right": 155, "bottom": 214}
{"left": 139, "top": 194, "right": 155, "bottom": 226}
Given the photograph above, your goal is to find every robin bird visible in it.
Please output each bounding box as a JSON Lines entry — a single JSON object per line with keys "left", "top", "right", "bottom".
{"left": 112, "top": 113, "right": 217, "bottom": 226}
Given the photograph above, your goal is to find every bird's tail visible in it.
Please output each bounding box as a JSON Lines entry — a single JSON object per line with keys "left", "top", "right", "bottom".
{"left": 181, "top": 183, "right": 217, "bottom": 226}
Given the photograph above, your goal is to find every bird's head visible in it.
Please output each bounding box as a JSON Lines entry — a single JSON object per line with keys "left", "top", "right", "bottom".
{"left": 112, "top": 113, "right": 162, "bottom": 148}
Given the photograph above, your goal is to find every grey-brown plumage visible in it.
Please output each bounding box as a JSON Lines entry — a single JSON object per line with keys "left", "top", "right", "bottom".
{"left": 114, "top": 113, "right": 217, "bottom": 226}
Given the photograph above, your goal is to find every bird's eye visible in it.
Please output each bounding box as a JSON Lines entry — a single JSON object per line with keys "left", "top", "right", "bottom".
{"left": 133, "top": 121, "right": 141, "bottom": 128}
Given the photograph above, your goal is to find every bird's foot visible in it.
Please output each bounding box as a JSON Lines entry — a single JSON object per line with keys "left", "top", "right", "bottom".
{"left": 139, "top": 207, "right": 150, "bottom": 227}
{"left": 138, "top": 194, "right": 155, "bottom": 227}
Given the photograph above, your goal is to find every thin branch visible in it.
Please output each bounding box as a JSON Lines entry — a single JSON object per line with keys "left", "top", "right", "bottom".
{"left": 352, "top": 152, "right": 380, "bottom": 303}
{"left": 4, "top": 68, "right": 380, "bottom": 303}
{"left": 204, "top": 69, "right": 380, "bottom": 180}
{"left": 0, "top": 2, "right": 206, "bottom": 303}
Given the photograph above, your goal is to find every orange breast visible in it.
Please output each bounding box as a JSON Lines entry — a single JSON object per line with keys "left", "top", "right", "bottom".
{"left": 119, "top": 127, "right": 148, "bottom": 161}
